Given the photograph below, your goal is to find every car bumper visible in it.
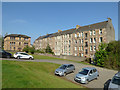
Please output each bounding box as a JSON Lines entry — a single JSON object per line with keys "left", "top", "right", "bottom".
{"left": 74, "top": 77, "right": 86, "bottom": 84}
{"left": 55, "top": 72, "right": 64, "bottom": 76}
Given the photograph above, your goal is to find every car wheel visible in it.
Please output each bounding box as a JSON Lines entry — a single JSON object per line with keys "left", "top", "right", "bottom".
{"left": 29, "top": 57, "right": 32, "bottom": 60}
{"left": 63, "top": 72, "right": 66, "bottom": 76}
{"left": 85, "top": 79, "right": 89, "bottom": 84}
{"left": 96, "top": 75, "right": 99, "bottom": 79}
{"left": 7, "top": 56, "right": 10, "bottom": 58}
{"left": 17, "top": 56, "right": 20, "bottom": 59}
{"left": 72, "top": 69, "right": 75, "bottom": 73}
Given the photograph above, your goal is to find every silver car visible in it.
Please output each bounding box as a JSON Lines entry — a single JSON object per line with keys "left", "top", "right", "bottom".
{"left": 74, "top": 67, "right": 99, "bottom": 84}
{"left": 108, "top": 72, "right": 120, "bottom": 90}
{"left": 55, "top": 64, "right": 75, "bottom": 76}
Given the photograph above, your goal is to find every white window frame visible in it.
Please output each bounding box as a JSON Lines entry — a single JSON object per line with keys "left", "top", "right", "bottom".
{"left": 93, "top": 38, "right": 96, "bottom": 43}
{"left": 99, "top": 29, "right": 102, "bottom": 35}
{"left": 90, "top": 46, "right": 92, "bottom": 51}
{"left": 75, "top": 47, "right": 77, "bottom": 51}
{"left": 75, "top": 34, "right": 77, "bottom": 37}
{"left": 90, "top": 38, "right": 92, "bottom": 43}
{"left": 82, "top": 46, "right": 83, "bottom": 51}
{"left": 99, "top": 37, "right": 103, "bottom": 43}
{"left": 79, "top": 47, "right": 81, "bottom": 51}
{"left": 75, "top": 53, "right": 77, "bottom": 56}
{"left": 93, "top": 30, "right": 96, "bottom": 35}
{"left": 90, "top": 30, "right": 92, "bottom": 35}
{"left": 81, "top": 53, "right": 83, "bottom": 57}
{"left": 81, "top": 32, "right": 83, "bottom": 37}
{"left": 94, "top": 46, "right": 96, "bottom": 51}
{"left": 79, "top": 33, "right": 81, "bottom": 37}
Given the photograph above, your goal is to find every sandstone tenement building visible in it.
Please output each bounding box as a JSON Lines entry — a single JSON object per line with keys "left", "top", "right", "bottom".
{"left": 4, "top": 34, "right": 31, "bottom": 51}
{"left": 33, "top": 18, "right": 115, "bottom": 58}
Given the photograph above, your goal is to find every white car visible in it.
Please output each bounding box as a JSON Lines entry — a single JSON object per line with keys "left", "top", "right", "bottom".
{"left": 14, "top": 52, "right": 34, "bottom": 60}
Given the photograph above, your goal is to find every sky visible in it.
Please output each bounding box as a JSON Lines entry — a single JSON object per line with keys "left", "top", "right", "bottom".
{"left": 2, "top": 2, "right": 118, "bottom": 44}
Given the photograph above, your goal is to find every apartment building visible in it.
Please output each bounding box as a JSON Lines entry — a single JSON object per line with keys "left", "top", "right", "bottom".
{"left": 33, "top": 18, "right": 115, "bottom": 58}
{"left": 4, "top": 34, "right": 31, "bottom": 51}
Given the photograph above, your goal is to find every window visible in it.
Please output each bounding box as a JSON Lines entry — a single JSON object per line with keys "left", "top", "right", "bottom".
{"left": 79, "top": 39, "right": 81, "bottom": 44}
{"left": 75, "top": 53, "right": 77, "bottom": 56}
{"left": 81, "top": 32, "right": 83, "bottom": 37}
{"left": 19, "top": 37, "right": 21, "bottom": 40}
{"left": 10, "top": 42, "right": 11, "bottom": 45}
{"left": 93, "top": 38, "right": 96, "bottom": 43}
{"left": 81, "top": 53, "right": 84, "bottom": 57}
{"left": 14, "top": 47, "right": 15, "bottom": 50}
{"left": 85, "top": 33, "right": 87, "bottom": 40}
{"left": 79, "top": 33, "right": 81, "bottom": 37}
{"left": 85, "top": 49, "right": 88, "bottom": 54}
{"left": 93, "top": 69, "right": 97, "bottom": 73}
{"left": 75, "top": 34, "right": 77, "bottom": 37}
{"left": 75, "top": 47, "right": 77, "bottom": 51}
{"left": 24, "top": 43, "right": 28, "bottom": 45}
{"left": 19, "top": 42, "right": 21, "bottom": 45}
{"left": 90, "top": 30, "right": 92, "bottom": 35}
{"left": 99, "top": 29, "right": 102, "bottom": 35}
{"left": 85, "top": 42, "right": 88, "bottom": 47}
{"left": 75, "top": 40, "right": 77, "bottom": 44}
{"left": 99, "top": 37, "right": 103, "bottom": 43}
{"left": 90, "top": 38, "right": 93, "bottom": 43}
{"left": 14, "top": 42, "right": 15, "bottom": 45}
{"left": 79, "top": 47, "right": 81, "bottom": 51}
{"left": 94, "top": 46, "right": 96, "bottom": 51}
{"left": 90, "top": 46, "right": 92, "bottom": 51}
{"left": 93, "top": 30, "right": 96, "bottom": 35}
{"left": 82, "top": 46, "right": 83, "bottom": 51}
{"left": 81, "top": 39, "right": 83, "bottom": 43}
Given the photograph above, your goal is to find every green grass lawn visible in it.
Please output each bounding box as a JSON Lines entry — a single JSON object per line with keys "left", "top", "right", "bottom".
{"left": 2, "top": 60, "right": 87, "bottom": 88}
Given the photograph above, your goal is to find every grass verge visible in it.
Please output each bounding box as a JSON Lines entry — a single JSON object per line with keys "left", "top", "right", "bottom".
{"left": 2, "top": 60, "right": 87, "bottom": 88}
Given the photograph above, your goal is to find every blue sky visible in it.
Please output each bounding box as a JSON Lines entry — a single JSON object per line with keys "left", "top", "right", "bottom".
{"left": 3, "top": 2, "right": 118, "bottom": 44}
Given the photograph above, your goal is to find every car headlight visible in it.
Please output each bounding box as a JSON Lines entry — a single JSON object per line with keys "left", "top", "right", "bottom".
{"left": 81, "top": 77, "right": 86, "bottom": 81}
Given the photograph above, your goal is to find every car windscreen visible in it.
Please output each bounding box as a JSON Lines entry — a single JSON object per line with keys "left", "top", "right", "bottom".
{"left": 59, "top": 65, "right": 67, "bottom": 69}
{"left": 112, "top": 76, "right": 120, "bottom": 85}
{"left": 79, "top": 69, "right": 89, "bottom": 75}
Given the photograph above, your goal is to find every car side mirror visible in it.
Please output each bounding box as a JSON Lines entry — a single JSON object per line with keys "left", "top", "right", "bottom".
{"left": 66, "top": 68, "right": 69, "bottom": 70}
{"left": 89, "top": 73, "right": 92, "bottom": 76}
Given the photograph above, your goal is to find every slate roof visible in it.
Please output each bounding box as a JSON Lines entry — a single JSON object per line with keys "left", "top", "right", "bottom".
{"left": 36, "top": 20, "right": 108, "bottom": 40}
{"left": 4, "top": 34, "right": 31, "bottom": 38}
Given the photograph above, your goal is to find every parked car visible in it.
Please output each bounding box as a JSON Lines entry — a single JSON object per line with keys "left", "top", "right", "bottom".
{"left": 105, "top": 72, "right": 120, "bottom": 90}
{"left": 0, "top": 50, "right": 12, "bottom": 58}
{"left": 74, "top": 67, "right": 99, "bottom": 84}
{"left": 55, "top": 64, "right": 75, "bottom": 76}
{"left": 14, "top": 52, "right": 34, "bottom": 60}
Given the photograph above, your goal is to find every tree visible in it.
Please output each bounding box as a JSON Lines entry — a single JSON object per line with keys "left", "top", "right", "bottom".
{"left": 29, "top": 46, "right": 35, "bottom": 54}
{"left": 94, "top": 43, "right": 107, "bottom": 67}
{"left": 45, "top": 44, "right": 54, "bottom": 54}
{"left": 23, "top": 45, "right": 29, "bottom": 53}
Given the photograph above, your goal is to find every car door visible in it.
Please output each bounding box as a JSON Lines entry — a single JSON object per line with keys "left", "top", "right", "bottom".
{"left": 20, "top": 53, "right": 28, "bottom": 59}
{"left": 66, "top": 65, "right": 71, "bottom": 73}
{"left": 88, "top": 70, "right": 94, "bottom": 81}
{"left": 93, "top": 69, "right": 97, "bottom": 79}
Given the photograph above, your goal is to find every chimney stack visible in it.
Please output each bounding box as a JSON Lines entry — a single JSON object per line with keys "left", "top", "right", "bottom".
{"left": 76, "top": 25, "right": 81, "bottom": 29}
{"left": 58, "top": 30, "right": 62, "bottom": 33}
{"left": 107, "top": 17, "right": 112, "bottom": 22}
